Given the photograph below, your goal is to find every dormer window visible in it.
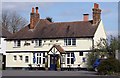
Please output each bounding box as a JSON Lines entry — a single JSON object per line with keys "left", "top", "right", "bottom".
{"left": 14, "top": 40, "right": 21, "bottom": 47}
{"left": 35, "top": 39, "right": 42, "bottom": 47}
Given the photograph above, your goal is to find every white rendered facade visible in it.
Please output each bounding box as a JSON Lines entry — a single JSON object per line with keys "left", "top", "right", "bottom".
{"left": 6, "top": 20, "right": 107, "bottom": 69}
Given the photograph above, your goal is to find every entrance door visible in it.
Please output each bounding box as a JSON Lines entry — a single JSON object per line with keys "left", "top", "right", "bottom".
{"left": 50, "top": 55, "right": 58, "bottom": 70}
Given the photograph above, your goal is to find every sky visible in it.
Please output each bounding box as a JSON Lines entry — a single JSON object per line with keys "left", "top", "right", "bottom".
{"left": 1, "top": 1, "right": 119, "bottom": 38}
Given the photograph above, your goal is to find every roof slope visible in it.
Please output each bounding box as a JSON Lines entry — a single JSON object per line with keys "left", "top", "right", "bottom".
{"left": 7, "top": 19, "right": 99, "bottom": 40}
{"left": 0, "top": 26, "right": 12, "bottom": 38}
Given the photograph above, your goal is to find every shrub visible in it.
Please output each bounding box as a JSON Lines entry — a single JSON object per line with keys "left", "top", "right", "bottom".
{"left": 87, "top": 52, "right": 99, "bottom": 70}
{"left": 97, "top": 57, "right": 120, "bottom": 75}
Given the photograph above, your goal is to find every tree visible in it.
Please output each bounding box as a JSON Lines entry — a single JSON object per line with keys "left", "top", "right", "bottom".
{"left": 87, "top": 36, "right": 119, "bottom": 69}
{"left": 95, "top": 36, "right": 118, "bottom": 58}
{"left": 46, "top": 17, "right": 53, "bottom": 22}
{"left": 2, "top": 11, "right": 28, "bottom": 33}
{"left": 97, "top": 57, "right": 120, "bottom": 75}
{"left": 109, "top": 36, "right": 119, "bottom": 57}
{"left": 2, "top": 11, "right": 10, "bottom": 30}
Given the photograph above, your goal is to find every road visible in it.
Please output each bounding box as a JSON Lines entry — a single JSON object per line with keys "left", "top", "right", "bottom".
{"left": 0, "top": 71, "right": 2, "bottom": 78}
{"left": 2, "top": 70, "right": 97, "bottom": 76}
{"left": 1, "top": 70, "right": 119, "bottom": 78}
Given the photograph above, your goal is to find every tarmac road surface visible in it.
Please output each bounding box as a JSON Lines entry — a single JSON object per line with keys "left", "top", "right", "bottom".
{"left": 1, "top": 70, "right": 119, "bottom": 78}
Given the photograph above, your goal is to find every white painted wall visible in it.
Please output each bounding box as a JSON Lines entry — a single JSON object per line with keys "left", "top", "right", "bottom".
{"left": 62, "top": 52, "right": 88, "bottom": 68}
{"left": 6, "top": 52, "right": 88, "bottom": 68}
{"left": 93, "top": 20, "right": 107, "bottom": 47}
{"left": 6, "top": 53, "right": 33, "bottom": 67}
{"left": 6, "top": 38, "right": 93, "bottom": 68}
{"left": 5, "top": 20, "right": 107, "bottom": 68}
{"left": 6, "top": 38, "right": 93, "bottom": 52}
{"left": 0, "top": 37, "right": 6, "bottom": 55}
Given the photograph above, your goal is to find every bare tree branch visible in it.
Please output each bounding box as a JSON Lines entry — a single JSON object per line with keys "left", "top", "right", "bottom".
{"left": 2, "top": 10, "right": 28, "bottom": 33}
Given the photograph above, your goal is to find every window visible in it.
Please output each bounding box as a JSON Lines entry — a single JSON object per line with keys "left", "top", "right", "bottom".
{"left": 66, "top": 53, "right": 75, "bottom": 64}
{"left": 64, "top": 38, "right": 76, "bottom": 46}
{"left": 25, "top": 56, "right": 29, "bottom": 63}
{"left": 56, "top": 40, "right": 59, "bottom": 42}
{"left": 43, "top": 53, "right": 45, "bottom": 64}
{"left": 13, "top": 55, "right": 17, "bottom": 60}
{"left": 79, "top": 52, "right": 83, "bottom": 56}
{"left": 19, "top": 55, "right": 22, "bottom": 60}
{"left": 17, "top": 40, "right": 21, "bottom": 46}
{"left": 32, "top": 40, "right": 34, "bottom": 43}
{"left": 24, "top": 41, "right": 30, "bottom": 46}
{"left": 35, "top": 53, "right": 45, "bottom": 64}
{"left": 72, "top": 38, "right": 76, "bottom": 45}
{"left": 68, "top": 39, "right": 71, "bottom": 45}
{"left": 35, "top": 40, "right": 42, "bottom": 47}
{"left": 82, "top": 57, "right": 86, "bottom": 62}
{"left": 14, "top": 40, "right": 21, "bottom": 47}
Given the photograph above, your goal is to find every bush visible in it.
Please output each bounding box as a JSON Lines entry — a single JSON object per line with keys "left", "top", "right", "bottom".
{"left": 87, "top": 52, "right": 99, "bottom": 70}
{"left": 97, "top": 57, "right": 120, "bottom": 75}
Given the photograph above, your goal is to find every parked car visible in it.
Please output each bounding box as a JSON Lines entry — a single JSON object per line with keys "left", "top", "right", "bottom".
{"left": 93, "top": 58, "right": 106, "bottom": 72}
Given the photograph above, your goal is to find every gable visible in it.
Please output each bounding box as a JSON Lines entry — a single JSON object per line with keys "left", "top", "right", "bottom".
{"left": 93, "top": 20, "right": 107, "bottom": 45}
{"left": 48, "top": 45, "right": 65, "bottom": 55}
{"left": 48, "top": 47, "right": 60, "bottom": 55}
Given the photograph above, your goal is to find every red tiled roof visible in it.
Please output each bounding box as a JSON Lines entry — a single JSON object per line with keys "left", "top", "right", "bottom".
{"left": 7, "top": 19, "right": 99, "bottom": 40}
{"left": 0, "top": 26, "right": 12, "bottom": 38}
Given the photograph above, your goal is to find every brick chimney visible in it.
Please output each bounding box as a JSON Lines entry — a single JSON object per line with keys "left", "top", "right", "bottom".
{"left": 83, "top": 14, "right": 89, "bottom": 21}
{"left": 30, "top": 7, "right": 40, "bottom": 29}
{"left": 92, "top": 3, "right": 101, "bottom": 24}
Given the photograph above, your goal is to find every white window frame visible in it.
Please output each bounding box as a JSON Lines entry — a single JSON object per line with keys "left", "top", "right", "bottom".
{"left": 35, "top": 40, "right": 42, "bottom": 47}
{"left": 14, "top": 40, "right": 21, "bottom": 47}
{"left": 19, "top": 55, "right": 23, "bottom": 60}
{"left": 25, "top": 56, "right": 29, "bottom": 63}
{"left": 36, "top": 53, "right": 45, "bottom": 64}
{"left": 66, "top": 53, "right": 74, "bottom": 64}
{"left": 13, "top": 55, "right": 17, "bottom": 61}
{"left": 64, "top": 38, "right": 76, "bottom": 46}
{"left": 79, "top": 52, "right": 83, "bottom": 56}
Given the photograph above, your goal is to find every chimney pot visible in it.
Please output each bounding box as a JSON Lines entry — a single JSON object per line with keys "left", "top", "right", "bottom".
{"left": 32, "top": 7, "right": 34, "bottom": 13}
{"left": 30, "top": 7, "right": 40, "bottom": 29}
{"left": 36, "top": 7, "right": 39, "bottom": 14}
{"left": 83, "top": 14, "right": 89, "bottom": 21}
{"left": 94, "top": 3, "right": 99, "bottom": 9}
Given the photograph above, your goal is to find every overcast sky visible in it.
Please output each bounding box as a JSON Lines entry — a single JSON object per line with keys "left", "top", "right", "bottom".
{"left": 1, "top": 1, "right": 119, "bottom": 38}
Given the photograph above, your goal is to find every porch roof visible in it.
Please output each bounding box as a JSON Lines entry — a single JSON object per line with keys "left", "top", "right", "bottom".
{"left": 48, "top": 44, "right": 66, "bottom": 54}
